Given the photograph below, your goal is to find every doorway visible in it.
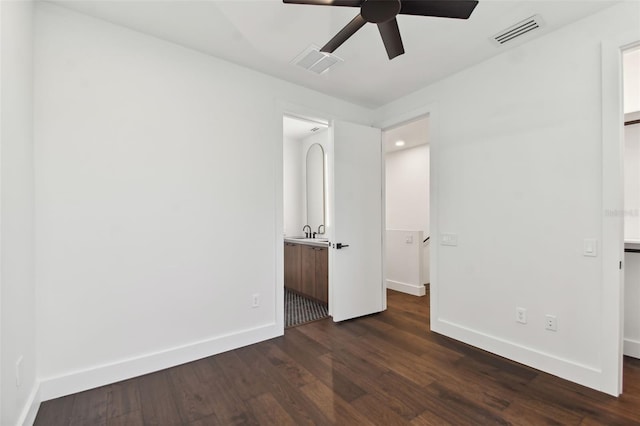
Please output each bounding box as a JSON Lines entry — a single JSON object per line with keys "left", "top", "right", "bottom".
{"left": 602, "top": 36, "right": 640, "bottom": 395}
{"left": 279, "top": 111, "right": 386, "bottom": 330}
{"left": 622, "top": 45, "right": 640, "bottom": 360}
{"left": 282, "top": 114, "right": 330, "bottom": 329}
{"left": 382, "top": 115, "right": 431, "bottom": 297}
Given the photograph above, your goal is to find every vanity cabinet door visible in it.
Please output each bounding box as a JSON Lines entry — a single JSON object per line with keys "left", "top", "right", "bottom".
{"left": 287, "top": 242, "right": 328, "bottom": 305}
{"left": 301, "top": 246, "right": 317, "bottom": 299}
{"left": 284, "top": 242, "right": 301, "bottom": 292}
{"left": 315, "top": 247, "right": 328, "bottom": 304}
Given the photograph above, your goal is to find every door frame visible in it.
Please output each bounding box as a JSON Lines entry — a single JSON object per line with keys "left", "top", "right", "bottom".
{"left": 377, "top": 103, "right": 439, "bottom": 323}
{"left": 277, "top": 101, "right": 331, "bottom": 334}
{"left": 601, "top": 35, "right": 640, "bottom": 395}
{"left": 381, "top": 114, "right": 431, "bottom": 297}
{"left": 275, "top": 101, "right": 384, "bottom": 332}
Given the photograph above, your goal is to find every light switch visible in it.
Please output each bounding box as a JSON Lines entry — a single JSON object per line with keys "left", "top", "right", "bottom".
{"left": 583, "top": 239, "right": 598, "bottom": 257}
{"left": 405, "top": 235, "right": 413, "bottom": 244}
{"left": 441, "top": 233, "right": 458, "bottom": 246}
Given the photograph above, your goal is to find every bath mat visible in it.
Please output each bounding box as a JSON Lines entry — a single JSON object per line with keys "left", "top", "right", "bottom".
{"left": 285, "top": 289, "right": 329, "bottom": 328}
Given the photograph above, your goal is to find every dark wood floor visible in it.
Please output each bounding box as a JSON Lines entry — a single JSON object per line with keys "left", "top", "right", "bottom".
{"left": 35, "top": 290, "right": 640, "bottom": 425}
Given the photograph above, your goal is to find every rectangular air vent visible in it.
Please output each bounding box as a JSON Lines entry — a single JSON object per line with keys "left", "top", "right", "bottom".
{"left": 491, "top": 15, "right": 545, "bottom": 46}
{"left": 291, "top": 45, "right": 343, "bottom": 75}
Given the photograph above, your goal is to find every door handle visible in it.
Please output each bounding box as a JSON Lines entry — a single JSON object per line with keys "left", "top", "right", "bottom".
{"left": 335, "top": 243, "right": 349, "bottom": 249}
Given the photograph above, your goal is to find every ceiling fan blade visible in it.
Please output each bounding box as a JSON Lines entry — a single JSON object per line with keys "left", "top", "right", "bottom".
{"left": 377, "top": 18, "right": 405, "bottom": 59}
{"left": 321, "top": 14, "right": 367, "bottom": 53}
{"left": 399, "top": 0, "right": 479, "bottom": 19}
{"left": 283, "top": 0, "right": 362, "bottom": 7}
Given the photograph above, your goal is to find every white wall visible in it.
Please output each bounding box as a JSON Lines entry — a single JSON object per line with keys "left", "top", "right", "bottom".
{"left": 34, "top": 2, "right": 372, "bottom": 400}
{"left": 385, "top": 144, "right": 430, "bottom": 284}
{"left": 385, "top": 145, "right": 430, "bottom": 233}
{"left": 385, "top": 230, "right": 425, "bottom": 296}
{"left": 375, "top": 2, "right": 639, "bottom": 395}
{"left": 283, "top": 135, "right": 303, "bottom": 237}
{"left": 283, "top": 129, "right": 329, "bottom": 237}
{"left": 0, "top": 1, "right": 39, "bottom": 424}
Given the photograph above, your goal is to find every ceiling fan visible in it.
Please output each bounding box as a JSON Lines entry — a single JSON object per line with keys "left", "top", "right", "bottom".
{"left": 283, "top": 0, "right": 479, "bottom": 60}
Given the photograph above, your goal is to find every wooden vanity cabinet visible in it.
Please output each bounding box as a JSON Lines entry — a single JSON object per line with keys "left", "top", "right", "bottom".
{"left": 314, "top": 247, "right": 328, "bottom": 304}
{"left": 301, "top": 246, "right": 316, "bottom": 298}
{"left": 284, "top": 242, "right": 328, "bottom": 305}
{"left": 284, "top": 242, "right": 301, "bottom": 293}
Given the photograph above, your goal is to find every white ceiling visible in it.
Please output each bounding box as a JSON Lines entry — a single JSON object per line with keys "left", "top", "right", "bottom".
{"left": 284, "top": 110, "right": 426, "bottom": 150}
{"left": 50, "top": 0, "right": 618, "bottom": 108}
{"left": 624, "top": 47, "right": 640, "bottom": 114}
{"left": 383, "top": 115, "right": 429, "bottom": 153}
{"left": 283, "top": 115, "right": 328, "bottom": 140}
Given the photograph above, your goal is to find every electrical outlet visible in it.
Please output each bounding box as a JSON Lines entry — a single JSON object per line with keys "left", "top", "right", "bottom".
{"left": 16, "top": 356, "right": 23, "bottom": 388}
{"left": 252, "top": 293, "right": 260, "bottom": 308}
{"left": 545, "top": 315, "right": 558, "bottom": 331}
{"left": 516, "top": 307, "right": 527, "bottom": 324}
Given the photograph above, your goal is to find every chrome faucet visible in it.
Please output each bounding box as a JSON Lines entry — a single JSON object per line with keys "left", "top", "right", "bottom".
{"left": 303, "top": 225, "right": 312, "bottom": 238}
{"left": 317, "top": 224, "right": 325, "bottom": 235}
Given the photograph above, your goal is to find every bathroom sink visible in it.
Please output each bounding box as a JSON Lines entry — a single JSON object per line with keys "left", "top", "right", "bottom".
{"left": 286, "top": 237, "right": 329, "bottom": 244}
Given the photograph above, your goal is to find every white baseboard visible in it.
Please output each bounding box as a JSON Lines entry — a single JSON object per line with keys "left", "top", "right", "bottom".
{"left": 624, "top": 338, "right": 640, "bottom": 359}
{"left": 17, "top": 383, "right": 41, "bottom": 426}
{"left": 39, "top": 323, "right": 281, "bottom": 402}
{"left": 431, "top": 317, "right": 615, "bottom": 396}
{"left": 386, "top": 279, "right": 426, "bottom": 296}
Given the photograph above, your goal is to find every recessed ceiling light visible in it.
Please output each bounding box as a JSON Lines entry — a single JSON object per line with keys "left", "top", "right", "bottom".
{"left": 395, "top": 140, "right": 405, "bottom": 147}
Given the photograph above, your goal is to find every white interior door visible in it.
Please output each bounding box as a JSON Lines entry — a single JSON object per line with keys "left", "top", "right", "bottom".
{"left": 329, "top": 120, "right": 384, "bottom": 322}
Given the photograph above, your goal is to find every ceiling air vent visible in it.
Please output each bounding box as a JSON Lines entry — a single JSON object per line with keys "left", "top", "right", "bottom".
{"left": 291, "top": 45, "right": 343, "bottom": 75}
{"left": 491, "top": 15, "right": 545, "bottom": 46}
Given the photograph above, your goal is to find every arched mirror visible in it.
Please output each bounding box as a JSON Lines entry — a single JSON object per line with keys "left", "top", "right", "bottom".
{"left": 306, "top": 143, "right": 325, "bottom": 233}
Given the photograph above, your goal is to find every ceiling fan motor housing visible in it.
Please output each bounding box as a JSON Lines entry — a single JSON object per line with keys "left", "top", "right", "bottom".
{"left": 361, "top": 0, "right": 401, "bottom": 23}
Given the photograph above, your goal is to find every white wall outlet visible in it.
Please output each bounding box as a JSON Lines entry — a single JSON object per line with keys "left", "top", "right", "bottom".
{"left": 405, "top": 235, "right": 413, "bottom": 244}
{"left": 545, "top": 315, "right": 558, "bottom": 331}
{"left": 252, "top": 293, "right": 260, "bottom": 308}
{"left": 583, "top": 239, "right": 598, "bottom": 257}
{"left": 440, "top": 233, "right": 458, "bottom": 246}
{"left": 516, "top": 307, "right": 527, "bottom": 324}
{"left": 15, "top": 355, "right": 23, "bottom": 388}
